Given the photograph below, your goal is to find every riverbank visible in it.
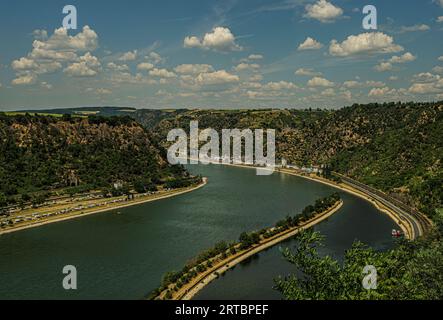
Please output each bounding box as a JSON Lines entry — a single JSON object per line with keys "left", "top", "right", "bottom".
{"left": 275, "top": 169, "right": 414, "bottom": 239}
{"left": 196, "top": 161, "right": 413, "bottom": 240}
{"left": 157, "top": 199, "right": 343, "bottom": 300}
{"left": 0, "top": 178, "right": 208, "bottom": 236}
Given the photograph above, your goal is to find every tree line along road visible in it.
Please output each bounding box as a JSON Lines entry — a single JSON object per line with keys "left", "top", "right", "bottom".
{"left": 333, "top": 172, "right": 432, "bottom": 240}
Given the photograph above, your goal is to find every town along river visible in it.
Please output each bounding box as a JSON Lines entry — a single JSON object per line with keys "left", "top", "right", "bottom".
{"left": 0, "top": 164, "right": 396, "bottom": 299}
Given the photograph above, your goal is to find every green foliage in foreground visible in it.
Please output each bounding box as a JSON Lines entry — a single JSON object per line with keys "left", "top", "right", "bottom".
{"left": 275, "top": 229, "right": 443, "bottom": 300}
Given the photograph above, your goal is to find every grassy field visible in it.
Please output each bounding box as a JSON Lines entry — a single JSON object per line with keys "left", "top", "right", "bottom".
{"left": 5, "top": 112, "right": 63, "bottom": 117}
{"left": 3, "top": 111, "right": 87, "bottom": 118}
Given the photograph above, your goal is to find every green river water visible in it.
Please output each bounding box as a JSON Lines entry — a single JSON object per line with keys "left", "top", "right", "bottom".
{"left": 0, "top": 164, "right": 396, "bottom": 299}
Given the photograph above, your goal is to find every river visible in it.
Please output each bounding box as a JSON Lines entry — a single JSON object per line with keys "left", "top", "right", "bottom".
{"left": 0, "top": 164, "right": 396, "bottom": 300}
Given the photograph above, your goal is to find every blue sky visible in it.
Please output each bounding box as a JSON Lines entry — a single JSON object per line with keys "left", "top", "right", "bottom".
{"left": 0, "top": 0, "right": 443, "bottom": 110}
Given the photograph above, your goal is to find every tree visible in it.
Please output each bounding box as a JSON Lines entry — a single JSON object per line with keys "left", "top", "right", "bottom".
{"left": 134, "top": 180, "right": 146, "bottom": 194}
{"left": 0, "top": 114, "right": 188, "bottom": 200}
{"left": 214, "top": 241, "right": 228, "bottom": 254}
{"left": 31, "top": 194, "right": 47, "bottom": 207}
{"left": 274, "top": 229, "right": 443, "bottom": 300}
{"left": 162, "top": 271, "right": 180, "bottom": 287}
{"left": 0, "top": 192, "right": 7, "bottom": 208}
{"left": 21, "top": 193, "right": 31, "bottom": 203}
{"left": 61, "top": 113, "right": 72, "bottom": 122}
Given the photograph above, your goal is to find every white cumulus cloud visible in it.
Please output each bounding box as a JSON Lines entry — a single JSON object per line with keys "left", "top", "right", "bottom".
{"left": 307, "top": 76, "right": 334, "bottom": 87}
{"left": 64, "top": 52, "right": 101, "bottom": 77}
{"left": 107, "top": 62, "right": 130, "bottom": 72}
{"left": 304, "top": 0, "right": 343, "bottom": 23}
{"left": 409, "top": 82, "right": 442, "bottom": 94}
{"left": 149, "top": 68, "right": 176, "bottom": 78}
{"left": 388, "top": 52, "right": 416, "bottom": 64}
{"left": 146, "top": 52, "right": 163, "bottom": 64}
{"left": 298, "top": 37, "right": 323, "bottom": 51}
{"left": 329, "top": 32, "right": 403, "bottom": 57}
{"left": 183, "top": 36, "right": 202, "bottom": 48}
{"left": 369, "top": 87, "right": 390, "bottom": 97}
{"left": 137, "top": 62, "right": 154, "bottom": 71}
{"left": 119, "top": 50, "right": 138, "bottom": 61}
{"left": 184, "top": 27, "right": 242, "bottom": 52}
{"left": 12, "top": 74, "right": 37, "bottom": 85}
{"left": 409, "top": 72, "right": 443, "bottom": 94}
{"left": 195, "top": 70, "right": 240, "bottom": 85}
{"left": 375, "top": 52, "right": 416, "bottom": 72}
{"left": 342, "top": 80, "right": 361, "bottom": 88}
{"left": 413, "top": 72, "right": 440, "bottom": 83}
{"left": 33, "top": 26, "right": 98, "bottom": 53}
{"left": 262, "top": 81, "right": 297, "bottom": 91}
{"left": 234, "top": 63, "right": 260, "bottom": 72}
{"left": 174, "top": 64, "right": 214, "bottom": 75}
{"left": 10, "top": 26, "right": 100, "bottom": 83}
{"left": 374, "top": 62, "right": 392, "bottom": 72}
{"left": 248, "top": 54, "right": 263, "bottom": 60}
{"left": 12, "top": 57, "right": 38, "bottom": 70}
{"left": 433, "top": 66, "right": 443, "bottom": 74}
{"left": 295, "top": 68, "right": 322, "bottom": 77}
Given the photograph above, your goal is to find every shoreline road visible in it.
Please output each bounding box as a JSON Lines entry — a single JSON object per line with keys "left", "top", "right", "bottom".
{"left": 334, "top": 173, "right": 432, "bottom": 239}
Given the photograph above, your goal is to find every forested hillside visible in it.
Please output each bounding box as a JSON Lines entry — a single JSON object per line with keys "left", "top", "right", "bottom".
{"left": 15, "top": 102, "right": 442, "bottom": 217}
{"left": 132, "top": 102, "right": 443, "bottom": 217}
{"left": 0, "top": 113, "right": 188, "bottom": 206}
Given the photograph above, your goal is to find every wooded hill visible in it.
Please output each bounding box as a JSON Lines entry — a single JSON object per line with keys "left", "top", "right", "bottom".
{"left": 131, "top": 102, "right": 442, "bottom": 217}
{"left": 0, "top": 113, "right": 188, "bottom": 207}
{"left": 11, "top": 102, "right": 442, "bottom": 217}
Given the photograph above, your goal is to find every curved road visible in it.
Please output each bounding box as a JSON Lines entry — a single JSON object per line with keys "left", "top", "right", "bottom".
{"left": 334, "top": 173, "right": 432, "bottom": 239}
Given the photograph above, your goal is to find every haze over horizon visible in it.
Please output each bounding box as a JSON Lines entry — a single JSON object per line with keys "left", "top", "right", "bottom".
{"left": 1, "top": 0, "right": 443, "bottom": 110}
